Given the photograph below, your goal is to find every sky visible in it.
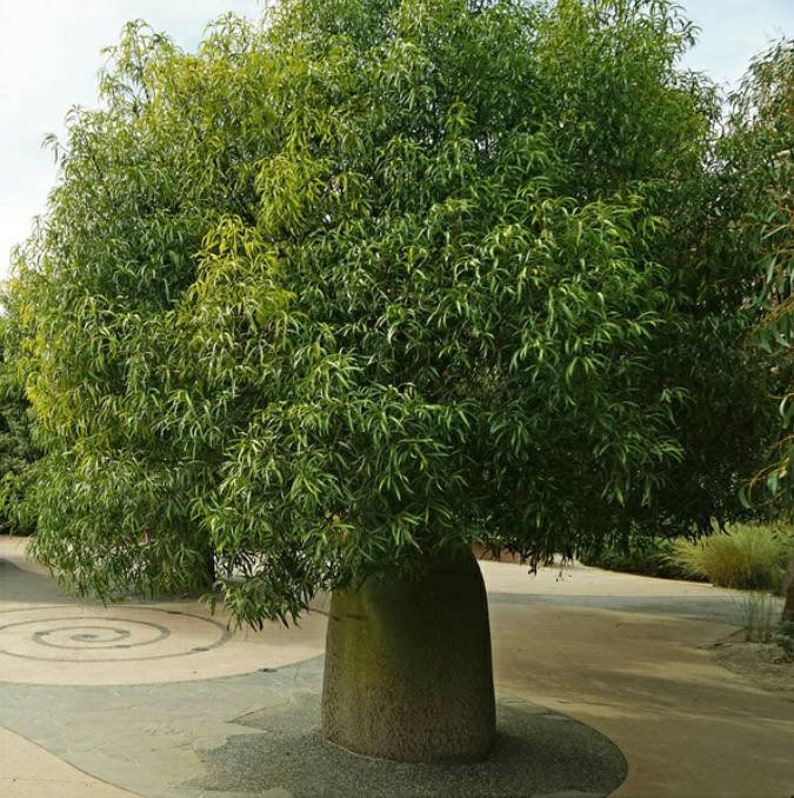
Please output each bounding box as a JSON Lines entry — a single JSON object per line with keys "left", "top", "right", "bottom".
{"left": 1, "top": 0, "right": 793, "bottom": 280}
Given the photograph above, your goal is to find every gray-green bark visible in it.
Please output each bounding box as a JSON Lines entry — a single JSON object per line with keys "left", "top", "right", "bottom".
{"left": 321, "top": 549, "right": 495, "bottom": 763}
{"left": 783, "top": 552, "right": 794, "bottom": 623}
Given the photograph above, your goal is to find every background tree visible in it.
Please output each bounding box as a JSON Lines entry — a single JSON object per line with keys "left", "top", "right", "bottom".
{"left": 0, "top": 318, "right": 40, "bottom": 536}
{"left": 5, "top": 0, "right": 775, "bottom": 761}
{"left": 725, "top": 37, "right": 794, "bottom": 624}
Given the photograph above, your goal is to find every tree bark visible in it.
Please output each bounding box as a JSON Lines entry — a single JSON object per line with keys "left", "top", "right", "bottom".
{"left": 783, "top": 551, "right": 794, "bottom": 623}
{"left": 321, "top": 547, "right": 496, "bottom": 763}
{"left": 205, "top": 548, "right": 217, "bottom": 588}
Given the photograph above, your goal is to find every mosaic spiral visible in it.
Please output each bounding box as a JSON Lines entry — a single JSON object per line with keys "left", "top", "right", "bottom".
{"left": 0, "top": 606, "right": 229, "bottom": 663}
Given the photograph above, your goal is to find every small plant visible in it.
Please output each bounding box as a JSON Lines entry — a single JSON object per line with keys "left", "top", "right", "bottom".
{"left": 670, "top": 523, "right": 793, "bottom": 592}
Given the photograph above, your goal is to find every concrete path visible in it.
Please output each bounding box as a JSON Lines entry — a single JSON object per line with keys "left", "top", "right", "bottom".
{"left": 0, "top": 726, "right": 135, "bottom": 797}
{"left": 1, "top": 536, "right": 792, "bottom": 797}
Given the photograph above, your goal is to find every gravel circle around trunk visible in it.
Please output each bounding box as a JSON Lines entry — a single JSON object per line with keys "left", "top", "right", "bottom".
{"left": 192, "top": 659, "right": 627, "bottom": 798}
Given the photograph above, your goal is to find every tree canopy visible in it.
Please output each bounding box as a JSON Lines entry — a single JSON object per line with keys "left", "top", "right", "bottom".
{"left": 5, "top": 0, "right": 775, "bottom": 624}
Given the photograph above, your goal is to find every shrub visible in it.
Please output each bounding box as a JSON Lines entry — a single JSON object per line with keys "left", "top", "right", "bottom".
{"left": 0, "top": 329, "right": 40, "bottom": 536}
{"left": 578, "top": 536, "right": 699, "bottom": 581}
{"left": 670, "top": 523, "right": 794, "bottom": 592}
{"left": 775, "top": 620, "right": 794, "bottom": 658}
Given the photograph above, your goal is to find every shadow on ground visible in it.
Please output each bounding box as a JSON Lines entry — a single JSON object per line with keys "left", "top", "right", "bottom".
{"left": 0, "top": 559, "right": 67, "bottom": 605}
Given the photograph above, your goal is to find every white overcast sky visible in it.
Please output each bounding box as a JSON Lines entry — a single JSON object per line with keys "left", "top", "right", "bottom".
{"left": 1, "top": 0, "right": 793, "bottom": 280}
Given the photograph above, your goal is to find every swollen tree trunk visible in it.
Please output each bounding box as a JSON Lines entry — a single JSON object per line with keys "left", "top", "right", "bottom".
{"left": 321, "top": 547, "right": 496, "bottom": 763}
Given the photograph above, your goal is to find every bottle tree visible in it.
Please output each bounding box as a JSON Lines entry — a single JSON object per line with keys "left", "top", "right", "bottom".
{"left": 6, "top": 0, "right": 773, "bottom": 761}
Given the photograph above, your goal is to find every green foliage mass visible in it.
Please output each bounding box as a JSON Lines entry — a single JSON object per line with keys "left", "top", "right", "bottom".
{"left": 4, "top": 0, "right": 774, "bottom": 624}
{"left": 725, "top": 39, "right": 794, "bottom": 504}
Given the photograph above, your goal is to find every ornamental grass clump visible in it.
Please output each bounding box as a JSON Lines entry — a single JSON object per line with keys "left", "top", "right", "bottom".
{"left": 670, "top": 524, "right": 793, "bottom": 592}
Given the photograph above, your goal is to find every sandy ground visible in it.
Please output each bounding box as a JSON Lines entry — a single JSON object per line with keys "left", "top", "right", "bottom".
{"left": 713, "top": 636, "right": 794, "bottom": 694}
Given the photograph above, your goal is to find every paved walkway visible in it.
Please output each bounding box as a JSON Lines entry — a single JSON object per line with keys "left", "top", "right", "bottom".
{"left": 1, "top": 535, "right": 792, "bottom": 797}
